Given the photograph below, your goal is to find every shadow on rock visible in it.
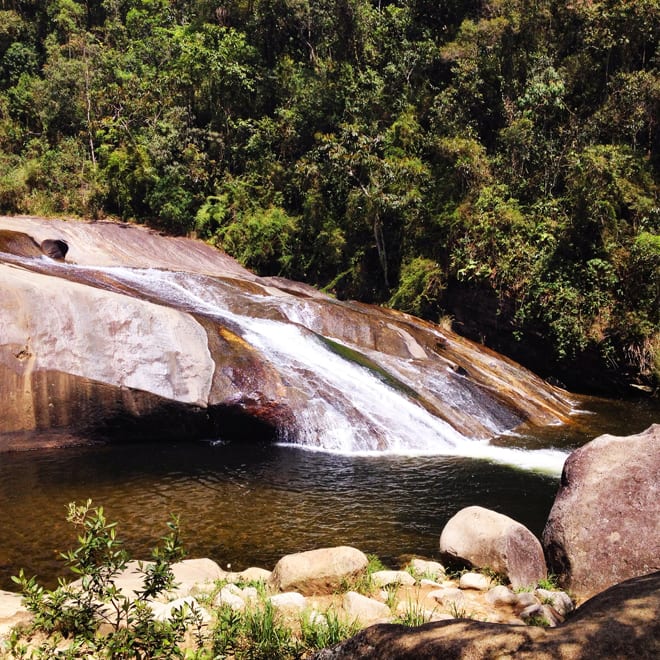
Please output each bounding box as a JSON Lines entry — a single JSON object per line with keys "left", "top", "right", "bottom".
{"left": 313, "top": 571, "right": 660, "bottom": 660}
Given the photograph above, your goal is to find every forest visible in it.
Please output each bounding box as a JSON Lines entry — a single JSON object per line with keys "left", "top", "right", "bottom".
{"left": 0, "top": 0, "right": 658, "bottom": 393}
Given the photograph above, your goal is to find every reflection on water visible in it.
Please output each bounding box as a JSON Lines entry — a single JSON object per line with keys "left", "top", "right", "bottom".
{"left": 0, "top": 442, "right": 559, "bottom": 590}
{"left": 0, "top": 396, "right": 657, "bottom": 591}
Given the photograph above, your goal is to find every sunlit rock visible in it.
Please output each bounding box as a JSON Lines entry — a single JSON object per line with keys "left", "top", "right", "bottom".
{"left": 535, "top": 589, "right": 574, "bottom": 617}
{"left": 0, "top": 589, "right": 30, "bottom": 641}
{"left": 342, "top": 591, "right": 391, "bottom": 625}
{"left": 269, "top": 591, "right": 307, "bottom": 611}
{"left": 407, "top": 558, "right": 445, "bottom": 581}
{"left": 311, "top": 572, "right": 660, "bottom": 660}
{"left": 268, "top": 546, "right": 368, "bottom": 596}
{"left": 170, "top": 558, "right": 226, "bottom": 597}
{"left": 0, "top": 216, "right": 575, "bottom": 462}
{"left": 459, "top": 572, "right": 491, "bottom": 591}
{"left": 371, "top": 570, "right": 416, "bottom": 588}
{"left": 228, "top": 567, "right": 272, "bottom": 584}
{"left": 214, "top": 586, "right": 246, "bottom": 611}
{"left": 542, "top": 424, "right": 660, "bottom": 601}
{"left": 439, "top": 506, "right": 547, "bottom": 589}
{"left": 485, "top": 585, "right": 517, "bottom": 607}
{"left": 514, "top": 591, "right": 541, "bottom": 613}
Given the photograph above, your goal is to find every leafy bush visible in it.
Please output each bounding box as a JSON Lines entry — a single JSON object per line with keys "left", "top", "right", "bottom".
{"left": 9, "top": 500, "right": 201, "bottom": 659}
{"left": 215, "top": 206, "right": 300, "bottom": 276}
{"left": 389, "top": 257, "right": 445, "bottom": 321}
{"left": 8, "top": 501, "right": 362, "bottom": 659}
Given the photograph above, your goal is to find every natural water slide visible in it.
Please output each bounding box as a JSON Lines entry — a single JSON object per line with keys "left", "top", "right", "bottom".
{"left": 0, "top": 216, "right": 576, "bottom": 472}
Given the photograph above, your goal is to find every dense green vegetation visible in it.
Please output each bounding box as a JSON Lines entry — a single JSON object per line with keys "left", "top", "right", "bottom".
{"left": 1, "top": 0, "right": 658, "bottom": 391}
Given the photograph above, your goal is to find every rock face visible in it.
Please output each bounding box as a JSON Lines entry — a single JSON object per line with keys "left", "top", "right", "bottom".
{"left": 268, "top": 546, "right": 368, "bottom": 596}
{"left": 542, "top": 425, "right": 660, "bottom": 601}
{"left": 0, "top": 216, "right": 575, "bottom": 456}
{"left": 439, "top": 506, "right": 547, "bottom": 589}
{"left": 313, "top": 571, "right": 660, "bottom": 660}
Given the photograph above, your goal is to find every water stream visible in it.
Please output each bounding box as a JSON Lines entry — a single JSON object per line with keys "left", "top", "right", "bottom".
{"left": 5, "top": 256, "right": 572, "bottom": 470}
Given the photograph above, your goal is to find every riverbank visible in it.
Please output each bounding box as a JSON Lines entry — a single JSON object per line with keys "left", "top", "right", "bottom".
{"left": 0, "top": 549, "right": 577, "bottom": 658}
{"left": 2, "top": 547, "right": 658, "bottom": 659}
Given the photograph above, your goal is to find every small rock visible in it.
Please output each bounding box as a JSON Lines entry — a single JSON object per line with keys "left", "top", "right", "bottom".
{"left": 407, "top": 559, "right": 446, "bottom": 580}
{"left": 152, "top": 597, "right": 210, "bottom": 624}
{"left": 514, "top": 591, "right": 541, "bottom": 613}
{"left": 519, "top": 603, "right": 560, "bottom": 627}
{"left": 223, "top": 583, "right": 244, "bottom": 597}
{"left": 485, "top": 585, "right": 517, "bottom": 607}
{"left": 519, "top": 603, "right": 544, "bottom": 621}
{"left": 420, "top": 578, "right": 443, "bottom": 588}
{"left": 541, "top": 604, "right": 564, "bottom": 627}
{"left": 371, "top": 570, "right": 416, "bottom": 587}
{"left": 0, "top": 590, "right": 30, "bottom": 641}
{"left": 214, "top": 587, "right": 245, "bottom": 611}
{"left": 343, "top": 591, "right": 391, "bottom": 625}
{"left": 237, "top": 567, "right": 272, "bottom": 583}
{"left": 0, "top": 590, "right": 26, "bottom": 618}
{"left": 459, "top": 572, "right": 491, "bottom": 591}
{"left": 535, "top": 588, "right": 574, "bottom": 616}
{"left": 269, "top": 592, "right": 307, "bottom": 611}
{"left": 169, "top": 558, "right": 226, "bottom": 598}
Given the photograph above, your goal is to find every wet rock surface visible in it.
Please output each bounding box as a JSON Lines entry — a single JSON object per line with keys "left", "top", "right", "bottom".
{"left": 0, "top": 216, "right": 574, "bottom": 453}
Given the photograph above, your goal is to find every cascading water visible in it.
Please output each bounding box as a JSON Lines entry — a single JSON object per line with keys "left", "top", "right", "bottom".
{"left": 16, "top": 258, "right": 570, "bottom": 474}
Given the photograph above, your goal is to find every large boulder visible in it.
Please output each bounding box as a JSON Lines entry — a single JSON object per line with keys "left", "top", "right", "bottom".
{"left": 0, "top": 215, "right": 575, "bottom": 454}
{"left": 439, "top": 506, "right": 547, "bottom": 589}
{"left": 313, "top": 571, "right": 660, "bottom": 660}
{"left": 542, "top": 424, "right": 660, "bottom": 601}
{"left": 268, "top": 546, "right": 368, "bottom": 596}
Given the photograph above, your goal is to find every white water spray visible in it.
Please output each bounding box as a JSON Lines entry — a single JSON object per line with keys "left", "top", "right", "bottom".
{"left": 13, "top": 257, "right": 569, "bottom": 473}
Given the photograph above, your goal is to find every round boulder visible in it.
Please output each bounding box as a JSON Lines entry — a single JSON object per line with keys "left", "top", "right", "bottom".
{"left": 268, "top": 546, "right": 369, "bottom": 596}
{"left": 542, "top": 424, "right": 660, "bottom": 601}
{"left": 439, "top": 506, "right": 547, "bottom": 589}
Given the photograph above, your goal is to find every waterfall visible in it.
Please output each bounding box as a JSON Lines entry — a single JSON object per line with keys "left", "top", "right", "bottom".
{"left": 2, "top": 249, "right": 570, "bottom": 473}
{"left": 65, "top": 263, "right": 569, "bottom": 473}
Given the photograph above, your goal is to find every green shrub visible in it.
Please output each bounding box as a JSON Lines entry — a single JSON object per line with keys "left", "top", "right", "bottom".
{"left": 389, "top": 257, "right": 445, "bottom": 321}
{"left": 9, "top": 500, "right": 201, "bottom": 659}
{"left": 217, "top": 205, "right": 300, "bottom": 276}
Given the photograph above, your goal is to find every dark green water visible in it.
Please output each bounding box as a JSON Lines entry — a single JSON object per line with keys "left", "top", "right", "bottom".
{"left": 0, "top": 396, "right": 657, "bottom": 591}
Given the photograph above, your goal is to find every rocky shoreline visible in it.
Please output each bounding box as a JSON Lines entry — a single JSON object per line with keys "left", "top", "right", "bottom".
{"left": 1, "top": 425, "right": 658, "bottom": 658}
